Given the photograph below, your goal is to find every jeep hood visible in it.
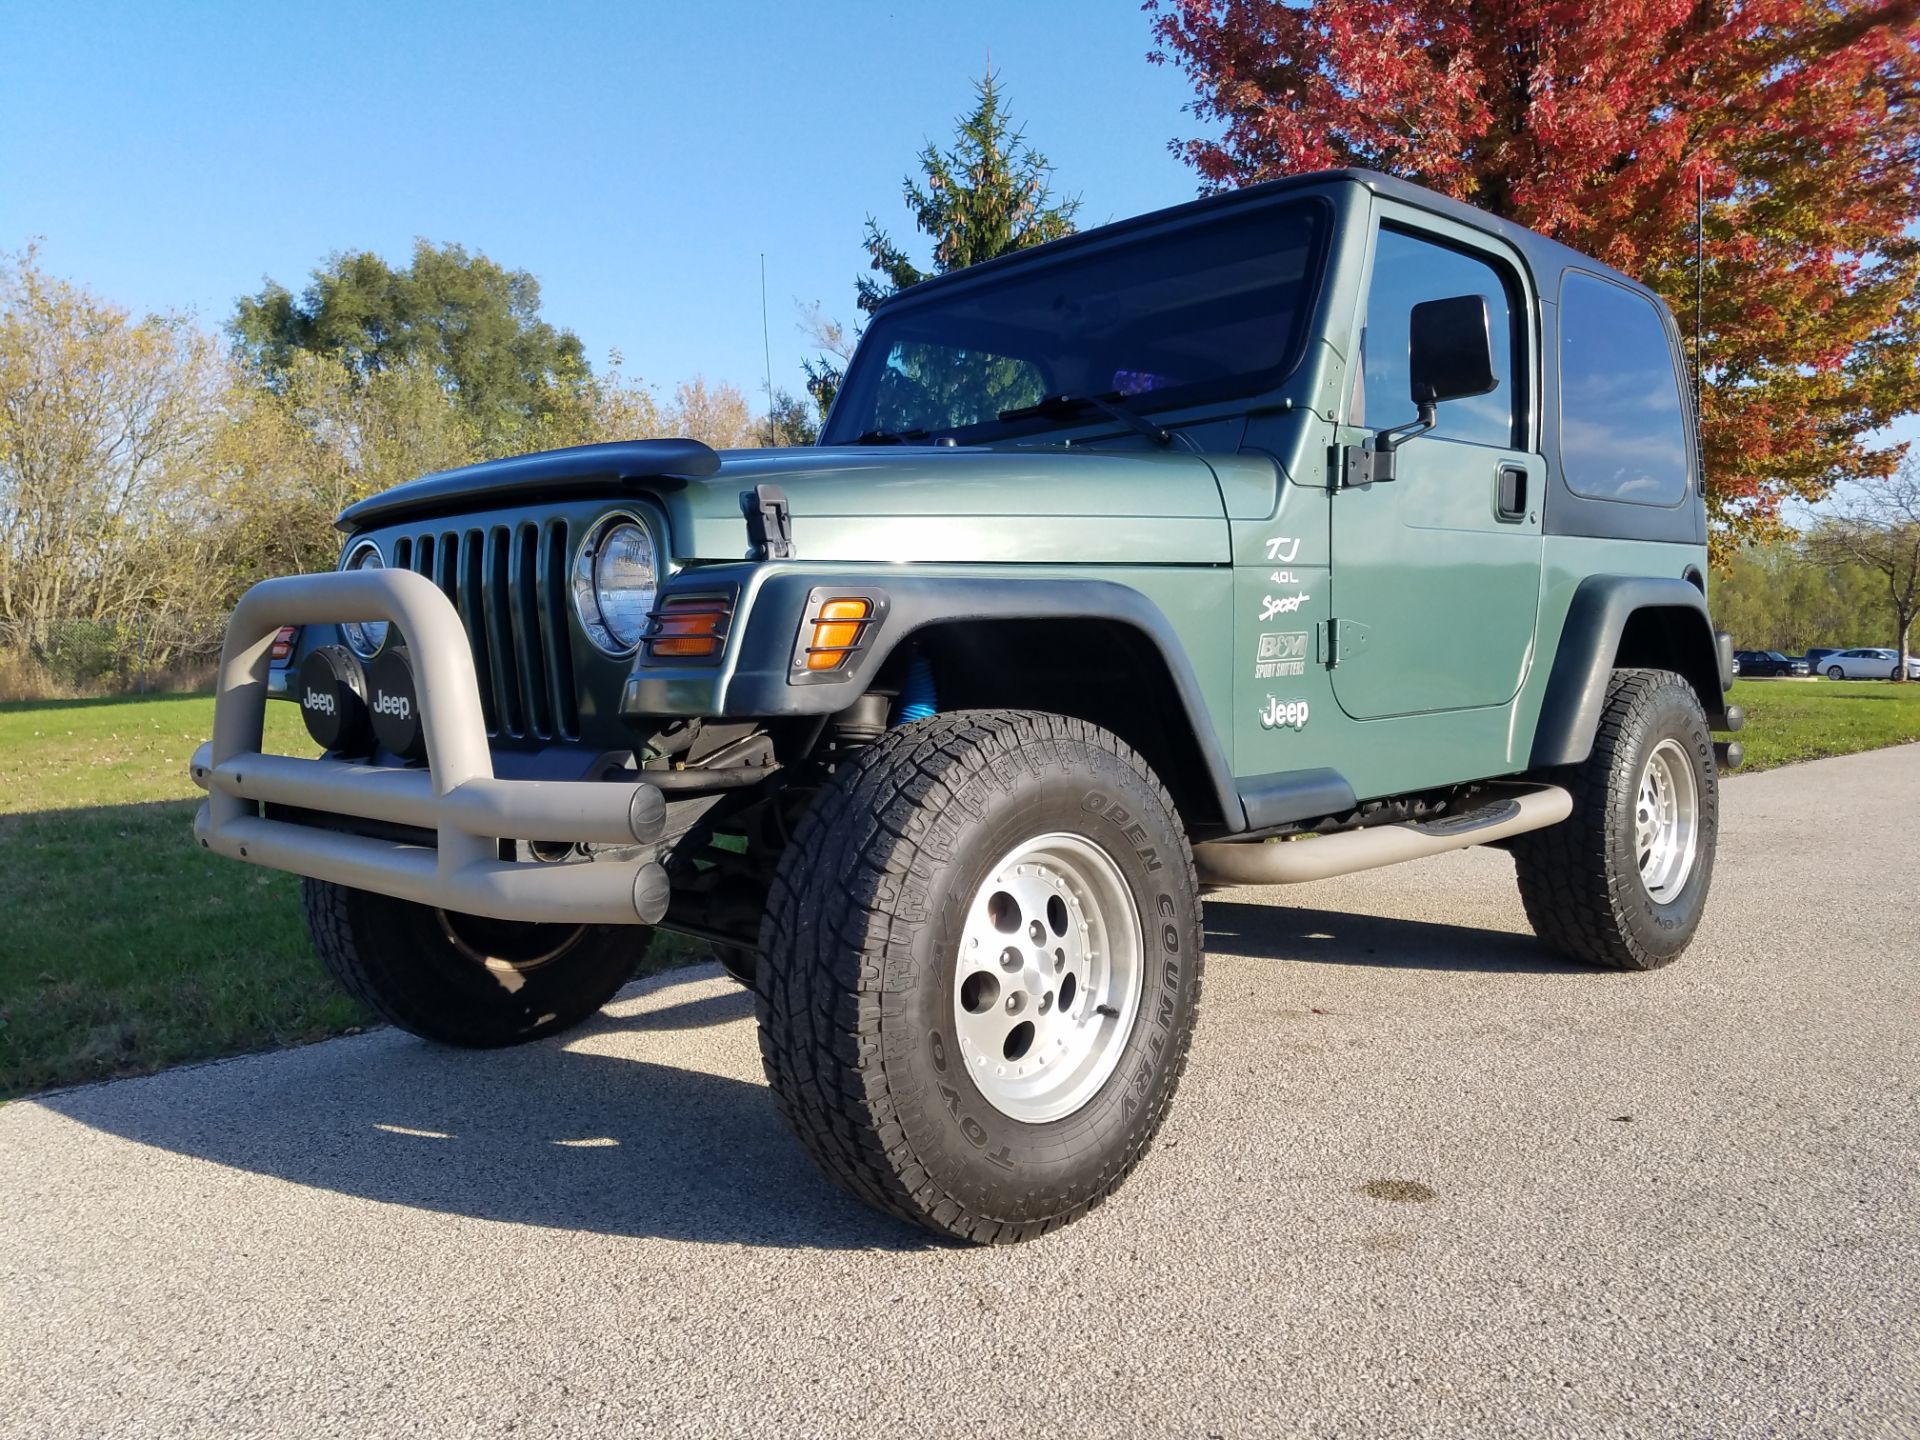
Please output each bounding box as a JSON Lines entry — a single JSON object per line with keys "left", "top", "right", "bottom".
{"left": 339, "top": 439, "right": 1245, "bottom": 566}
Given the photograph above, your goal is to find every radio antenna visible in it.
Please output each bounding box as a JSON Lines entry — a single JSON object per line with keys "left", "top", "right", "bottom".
{"left": 760, "top": 253, "right": 776, "bottom": 447}
{"left": 1694, "top": 172, "right": 1705, "bottom": 411}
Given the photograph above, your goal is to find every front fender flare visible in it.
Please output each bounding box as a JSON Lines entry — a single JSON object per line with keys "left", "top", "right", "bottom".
{"left": 626, "top": 568, "right": 1246, "bottom": 832}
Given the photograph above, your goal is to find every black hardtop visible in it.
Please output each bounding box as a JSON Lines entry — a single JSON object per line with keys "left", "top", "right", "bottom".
{"left": 870, "top": 167, "right": 1665, "bottom": 318}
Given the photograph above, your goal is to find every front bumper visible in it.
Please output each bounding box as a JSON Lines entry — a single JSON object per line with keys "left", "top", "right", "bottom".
{"left": 192, "top": 569, "right": 669, "bottom": 925}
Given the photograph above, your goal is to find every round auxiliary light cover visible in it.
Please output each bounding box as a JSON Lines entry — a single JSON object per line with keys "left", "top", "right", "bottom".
{"left": 365, "top": 645, "right": 426, "bottom": 762}
{"left": 297, "top": 645, "right": 373, "bottom": 755}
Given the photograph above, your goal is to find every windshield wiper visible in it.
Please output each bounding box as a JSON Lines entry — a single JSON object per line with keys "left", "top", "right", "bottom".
{"left": 997, "top": 391, "right": 1172, "bottom": 447}
{"left": 852, "top": 427, "right": 931, "bottom": 445}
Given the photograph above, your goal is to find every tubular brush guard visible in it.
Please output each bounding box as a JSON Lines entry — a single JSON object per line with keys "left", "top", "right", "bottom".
{"left": 191, "top": 568, "right": 670, "bottom": 925}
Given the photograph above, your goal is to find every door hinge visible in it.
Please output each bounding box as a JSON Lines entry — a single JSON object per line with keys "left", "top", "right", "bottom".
{"left": 1340, "top": 444, "right": 1392, "bottom": 488}
{"left": 1317, "top": 618, "right": 1370, "bottom": 667}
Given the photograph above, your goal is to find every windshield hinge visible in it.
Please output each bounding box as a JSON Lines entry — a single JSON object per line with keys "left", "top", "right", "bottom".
{"left": 741, "top": 483, "right": 794, "bottom": 561}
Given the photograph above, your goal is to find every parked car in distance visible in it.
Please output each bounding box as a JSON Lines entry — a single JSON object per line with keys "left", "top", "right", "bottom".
{"left": 1733, "top": 649, "right": 1810, "bottom": 678}
{"left": 1803, "top": 647, "right": 1839, "bottom": 675}
{"left": 1820, "top": 648, "right": 1920, "bottom": 680}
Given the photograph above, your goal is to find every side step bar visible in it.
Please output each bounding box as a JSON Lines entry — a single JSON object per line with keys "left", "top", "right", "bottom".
{"left": 1193, "top": 784, "right": 1572, "bottom": 887}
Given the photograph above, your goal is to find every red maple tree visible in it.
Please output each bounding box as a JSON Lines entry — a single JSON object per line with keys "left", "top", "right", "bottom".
{"left": 1147, "top": 0, "right": 1920, "bottom": 552}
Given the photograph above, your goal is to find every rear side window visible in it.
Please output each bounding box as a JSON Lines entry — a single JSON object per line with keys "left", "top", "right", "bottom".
{"left": 1559, "top": 272, "right": 1690, "bottom": 505}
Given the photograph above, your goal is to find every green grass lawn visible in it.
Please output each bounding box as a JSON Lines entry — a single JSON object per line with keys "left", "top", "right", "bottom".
{"left": 1727, "top": 678, "right": 1920, "bottom": 770}
{"left": 2, "top": 679, "right": 1914, "bottom": 1099}
{"left": 0, "top": 693, "right": 696, "bottom": 1099}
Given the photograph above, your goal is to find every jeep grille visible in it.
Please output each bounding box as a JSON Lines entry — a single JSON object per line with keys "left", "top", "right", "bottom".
{"left": 388, "top": 521, "right": 580, "bottom": 742}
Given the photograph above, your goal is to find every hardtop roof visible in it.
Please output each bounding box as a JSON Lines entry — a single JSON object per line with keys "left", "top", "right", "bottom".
{"left": 871, "top": 167, "right": 1661, "bottom": 315}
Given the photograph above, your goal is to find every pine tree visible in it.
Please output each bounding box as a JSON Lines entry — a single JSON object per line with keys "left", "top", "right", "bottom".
{"left": 807, "top": 70, "right": 1080, "bottom": 416}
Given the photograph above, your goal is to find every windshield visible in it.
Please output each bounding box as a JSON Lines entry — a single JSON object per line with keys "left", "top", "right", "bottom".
{"left": 822, "top": 199, "right": 1328, "bottom": 445}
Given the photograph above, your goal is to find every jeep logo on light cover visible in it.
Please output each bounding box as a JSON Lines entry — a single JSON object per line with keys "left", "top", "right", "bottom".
{"left": 371, "top": 691, "right": 412, "bottom": 721}
{"left": 302, "top": 688, "right": 336, "bottom": 716}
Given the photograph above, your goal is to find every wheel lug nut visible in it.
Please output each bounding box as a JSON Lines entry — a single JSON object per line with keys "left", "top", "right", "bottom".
{"left": 1000, "top": 947, "right": 1021, "bottom": 972}
{"left": 1005, "top": 992, "right": 1025, "bottom": 1014}
{"left": 1028, "top": 920, "right": 1045, "bottom": 944}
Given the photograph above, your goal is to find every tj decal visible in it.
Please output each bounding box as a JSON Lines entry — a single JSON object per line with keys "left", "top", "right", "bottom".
{"left": 1255, "top": 631, "right": 1308, "bottom": 680}
{"left": 1258, "top": 695, "right": 1310, "bottom": 731}
{"left": 1264, "top": 536, "right": 1301, "bottom": 563}
{"left": 1259, "top": 592, "right": 1309, "bottom": 622}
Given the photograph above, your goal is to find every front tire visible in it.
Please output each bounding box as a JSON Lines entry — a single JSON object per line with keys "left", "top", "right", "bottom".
{"left": 303, "top": 880, "right": 642, "bottom": 1047}
{"left": 1512, "top": 669, "right": 1718, "bottom": 971}
{"left": 755, "top": 710, "right": 1203, "bottom": 1244}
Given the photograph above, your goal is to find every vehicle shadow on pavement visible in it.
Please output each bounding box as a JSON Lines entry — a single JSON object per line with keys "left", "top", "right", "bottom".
{"left": 37, "top": 976, "right": 938, "bottom": 1253}
{"left": 1203, "top": 901, "right": 1588, "bottom": 974}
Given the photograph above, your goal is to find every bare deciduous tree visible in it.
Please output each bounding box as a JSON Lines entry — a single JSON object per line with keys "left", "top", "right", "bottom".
{"left": 1805, "top": 460, "right": 1920, "bottom": 679}
{"left": 666, "top": 377, "right": 761, "bottom": 450}
{"left": 0, "top": 246, "right": 232, "bottom": 664}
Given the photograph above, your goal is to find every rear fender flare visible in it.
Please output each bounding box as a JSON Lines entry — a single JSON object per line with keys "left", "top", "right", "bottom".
{"left": 1530, "top": 574, "right": 1731, "bottom": 769}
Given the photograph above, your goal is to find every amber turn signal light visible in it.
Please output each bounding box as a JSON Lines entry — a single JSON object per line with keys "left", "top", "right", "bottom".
{"left": 644, "top": 595, "right": 732, "bottom": 659}
{"left": 269, "top": 626, "right": 300, "bottom": 664}
{"left": 805, "top": 597, "right": 873, "bottom": 671}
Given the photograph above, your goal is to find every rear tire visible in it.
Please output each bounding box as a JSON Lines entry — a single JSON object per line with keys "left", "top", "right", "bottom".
{"left": 1512, "top": 669, "right": 1717, "bottom": 971}
{"left": 754, "top": 710, "right": 1203, "bottom": 1244}
{"left": 1828, "top": 665, "right": 1844, "bottom": 680}
{"left": 303, "top": 879, "right": 642, "bottom": 1047}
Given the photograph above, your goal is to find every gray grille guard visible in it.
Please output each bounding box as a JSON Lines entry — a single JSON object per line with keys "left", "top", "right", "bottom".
{"left": 191, "top": 569, "right": 668, "bottom": 925}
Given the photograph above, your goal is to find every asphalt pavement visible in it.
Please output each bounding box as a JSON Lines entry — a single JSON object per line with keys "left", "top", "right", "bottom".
{"left": 3, "top": 745, "right": 1917, "bottom": 1439}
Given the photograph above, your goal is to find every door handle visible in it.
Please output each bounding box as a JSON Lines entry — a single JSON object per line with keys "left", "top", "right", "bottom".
{"left": 1496, "top": 463, "right": 1528, "bottom": 520}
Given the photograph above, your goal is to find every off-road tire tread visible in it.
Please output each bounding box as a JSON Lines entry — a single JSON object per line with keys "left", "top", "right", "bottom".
{"left": 1512, "top": 668, "right": 1710, "bottom": 971}
{"left": 754, "top": 709, "right": 1202, "bottom": 1244}
{"left": 302, "top": 878, "right": 636, "bottom": 1048}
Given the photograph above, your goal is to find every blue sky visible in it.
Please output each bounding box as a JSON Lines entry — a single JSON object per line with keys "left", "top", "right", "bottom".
{"left": 0, "top": 0, "right": 1208, "bottom": 405}
{"left": 3, "top": 0, "right": 1910, "bottom": 466}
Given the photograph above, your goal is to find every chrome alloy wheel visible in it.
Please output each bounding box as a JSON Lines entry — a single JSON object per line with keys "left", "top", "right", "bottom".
{"left": 952, "top": 832, "right": 1145, "bottom": 1124}
{"left": 1634, "top": 738, "right": 1700, "bottom": 903}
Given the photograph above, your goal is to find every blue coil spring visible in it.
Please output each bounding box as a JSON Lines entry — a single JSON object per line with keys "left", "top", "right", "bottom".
{"left": 894, "top": 652, "right": 938, "bottom": 724}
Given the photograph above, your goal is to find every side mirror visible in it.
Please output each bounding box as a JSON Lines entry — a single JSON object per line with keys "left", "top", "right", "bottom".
{"left": 1408, "top": 294, "right": 1497, "bottom": 407}
{"left": 1343, "top": 292, "right": 1501, "bottom": 487}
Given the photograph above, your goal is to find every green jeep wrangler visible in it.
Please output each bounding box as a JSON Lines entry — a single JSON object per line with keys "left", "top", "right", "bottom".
{"left": 193, "top": 169, "right": 1742, "bottom": 1243}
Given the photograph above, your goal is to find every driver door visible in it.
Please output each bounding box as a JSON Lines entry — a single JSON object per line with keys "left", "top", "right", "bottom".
{"left": 1328, "top": 212, "right": 1543, "bottom": 720}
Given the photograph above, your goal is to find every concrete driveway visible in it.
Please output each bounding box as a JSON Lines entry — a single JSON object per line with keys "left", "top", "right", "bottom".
{"left": 4, "top": 746, "right": 1917, "bottom": 1439}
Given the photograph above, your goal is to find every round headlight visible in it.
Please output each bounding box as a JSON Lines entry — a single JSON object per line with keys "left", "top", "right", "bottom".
{"left": 339, "top": 540, "right": 388, "bottom": 659}
{"left": 572, "top": 516, "right": 658, "bottom": 655}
